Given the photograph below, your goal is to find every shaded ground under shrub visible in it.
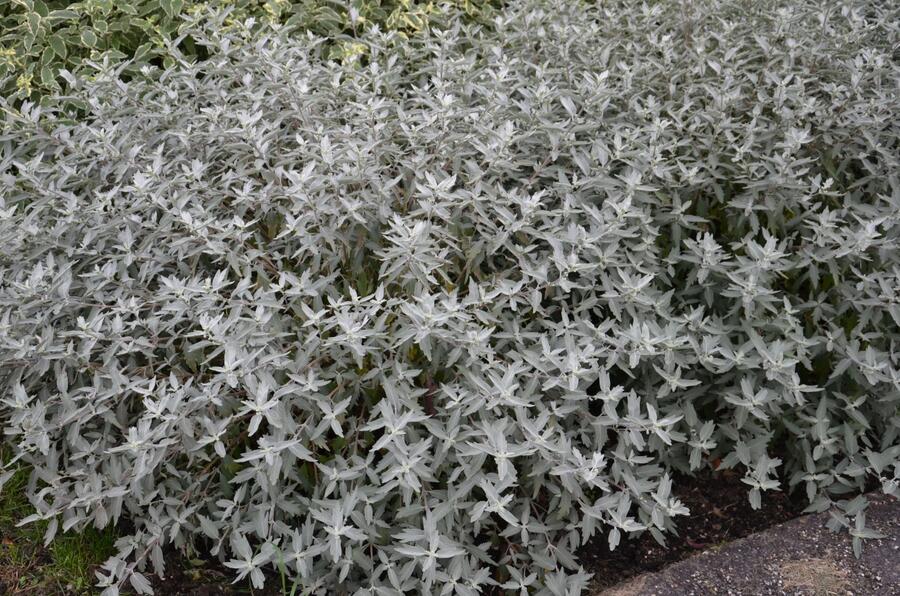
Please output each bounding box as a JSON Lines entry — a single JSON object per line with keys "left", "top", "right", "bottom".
{"left": 581, "top": 468, "right": 809, "bottom": 592}
{"left": 0, "top": 466, "right": 814, "bottom": 595}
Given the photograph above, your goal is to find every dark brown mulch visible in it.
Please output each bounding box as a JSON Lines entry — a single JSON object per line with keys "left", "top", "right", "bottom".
{"left": 148, "top": 556, "right": 276, "bottom": 596}
{"left": 155, "top": 468, "right": 809, "bottom": 595}
{"left": 579, "top": 467, "right": 809, "bottom": 592}
{"left": 149, "top": 563, "right": 245, "bottom": 596}
{"left": 595, "top": 492, "right": 900, "bottom": 595}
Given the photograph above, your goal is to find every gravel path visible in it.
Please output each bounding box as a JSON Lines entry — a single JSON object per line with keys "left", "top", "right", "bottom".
{"left": 594, "top": 493, "right": 900, "bottom": 596}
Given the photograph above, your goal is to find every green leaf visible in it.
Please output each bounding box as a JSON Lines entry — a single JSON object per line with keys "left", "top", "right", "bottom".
{"left": 104, "top": 49, "right": 127, "bottom": 62}
{"left": 48, "top": 34, "right": 67, "bottom": 59}
{"left": 47, "top": 9, "right": 79, "bottom": 23}
{"left": 27, "top": 11, "right": 42, "bottom": 37}
{"left": 159, "top": 0, "right": 175, "bottom": 19}
{"left": 133, "top": 42, "right": 153, "bottom": 61}
{"left": 130, "top": 16, "right": 153, "bottom": 33}
{"left": 80, "top": 29, "right": 97, "bottom": 47}
{"left": 40, "top": 65, "right": 55, "bottom": 86}
{"left": 39, "top": 46, "right": 53, "bottom": 66}
{"left": 33, "top": 0, "right": 49, "bottom": 18}
{"left": 118, "top": 3, "right": 139, "bottom": 16}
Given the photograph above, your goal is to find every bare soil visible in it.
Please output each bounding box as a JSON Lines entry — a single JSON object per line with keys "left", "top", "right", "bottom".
{"left": 579, "top": 468, "right": 809, "bottom": 592}
{"left": 154, "top": 468, "right": 816, "bottom": 594}
{"left": 2, "top": 467, "right": 843, "bottom": 595}
{"left": 594, "top": 492, "right": 899, "bottom": 595}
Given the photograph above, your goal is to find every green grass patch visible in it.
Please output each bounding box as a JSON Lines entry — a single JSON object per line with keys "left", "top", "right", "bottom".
{"left": 0, "top": 455, "right": 117, "bottom": 595}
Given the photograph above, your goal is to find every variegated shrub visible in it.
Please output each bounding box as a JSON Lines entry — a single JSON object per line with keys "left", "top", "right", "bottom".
{"left": 0, "top": 0, "right": 898, "bottom": 594}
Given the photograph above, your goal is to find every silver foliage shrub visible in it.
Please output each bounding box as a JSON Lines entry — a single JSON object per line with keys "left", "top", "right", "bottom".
{"left": 1, "top": 0, "right": 898, "bottom": 593}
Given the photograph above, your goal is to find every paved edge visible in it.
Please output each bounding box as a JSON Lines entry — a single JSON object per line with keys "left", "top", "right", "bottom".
{"left": 593, "top": 493, "right": 900, "bottom": 596}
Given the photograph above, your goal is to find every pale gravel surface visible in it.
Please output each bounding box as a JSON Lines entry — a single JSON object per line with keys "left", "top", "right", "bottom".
{"left": 594, "top": 493, "right": 900, "bottom": 596}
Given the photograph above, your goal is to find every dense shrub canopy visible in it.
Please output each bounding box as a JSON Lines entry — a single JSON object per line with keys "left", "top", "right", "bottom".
{"left": 0, "top": 0, "right": 499, "bottom": 101}
{"left": 1, "top": 0, "right": 898, "bottom": 593}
